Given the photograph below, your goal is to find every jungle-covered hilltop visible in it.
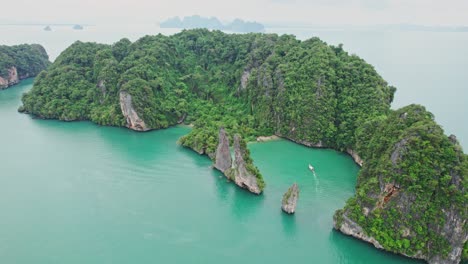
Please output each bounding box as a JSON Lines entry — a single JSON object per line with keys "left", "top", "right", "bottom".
{"left": 0, "top": 44, "right": 50, "bottom": 89}
{"left": 19, "top": 29, "right": 466, "bottom": 263}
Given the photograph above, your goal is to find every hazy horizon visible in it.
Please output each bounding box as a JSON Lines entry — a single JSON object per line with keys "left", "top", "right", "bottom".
{"left": 2, "top": 0, "right": 468, "bottom": 27}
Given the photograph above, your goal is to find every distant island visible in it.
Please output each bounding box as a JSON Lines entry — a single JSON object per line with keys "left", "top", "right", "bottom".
{"left": 160, "top": 15, "right": 265, "bottom": 33}
{"left": 72, "top": 24, "right": 84, "bottom": 30}
{"left": 43, "top": 25, "right": 52, "bottom": 31}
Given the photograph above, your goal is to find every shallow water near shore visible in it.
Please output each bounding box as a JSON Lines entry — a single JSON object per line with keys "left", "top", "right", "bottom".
{"left": 0, "top": 80, "right": 423, "bottom": 263}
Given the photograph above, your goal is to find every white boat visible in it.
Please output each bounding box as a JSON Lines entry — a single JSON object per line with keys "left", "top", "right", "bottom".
{"left": 308, "top": 164, "right": 314, "bottom": 171}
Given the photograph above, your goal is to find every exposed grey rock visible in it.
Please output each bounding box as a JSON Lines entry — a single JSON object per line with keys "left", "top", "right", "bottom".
{"left": 334, "top": 213, "right": 383, "bottom": 249}
{"left": 97, "top": 80, "right": 107, "bottom": 104}
{"left": 256, "top": 135, "right": 279, "bottom": 142}
{"left": 282, "top": 135, "right": 325, "bottom": 148}
{"left": 257, "top": 65, "right": 273, "bottom": 97}
{"left": 214, "top": 127, "right": 232, "bottom": 173}
{"left": 0, "top": 67, "right": 19, "bottom": 90}
{"left": 225, "top": 134, "right": 262, "bottom": 194}
{"left": 390, "top": 138, "right": 408, "bottom": 166}
{"left": 240, "top": 69, "right": 251, "bottom": 90}
{"left": 274, "top": 68, "right": 285, "bottom": 96}
{"left": 448, "top": 134, "right": 458, "bottom": 145}
{"left": 427, "top": 205, "right": 467, "bottom": 264}
{"left": 335, "top": 208, "right": 466, "bottom": 264}
{"left": 281, "top": 183, "right": 299, "bottom": 214}
{"left": 119, "top": 90, "right": 148, "bottom": 131}
{"left": 346, "top": 148, "right": 364, "bottom": 167}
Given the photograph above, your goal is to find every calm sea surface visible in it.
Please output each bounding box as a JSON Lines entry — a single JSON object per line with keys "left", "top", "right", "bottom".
{"left": 1, "top": 24, "right": 463, "bottom": 263}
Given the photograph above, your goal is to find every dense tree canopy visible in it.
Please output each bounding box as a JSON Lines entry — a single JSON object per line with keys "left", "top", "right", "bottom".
{"left": 21, "top": 30, "right": 395, "bottom": 153}
{"left": 19, "top": 29, "right": 466, "bottom": 262}
{"left": 336, "top": 105, "right": 467, "bottom": 260}
{"left": 0, "top": 44, "right": 50, "bottom": 80}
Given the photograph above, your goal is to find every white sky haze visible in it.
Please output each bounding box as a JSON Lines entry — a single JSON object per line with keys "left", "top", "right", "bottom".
{"left": 1, "top": 0, "right": 467, "bottom": 26}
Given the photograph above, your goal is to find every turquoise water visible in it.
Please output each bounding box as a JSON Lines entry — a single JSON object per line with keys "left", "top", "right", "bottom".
{"left": 0, "top": 80, "right": 423, "bottom": 263}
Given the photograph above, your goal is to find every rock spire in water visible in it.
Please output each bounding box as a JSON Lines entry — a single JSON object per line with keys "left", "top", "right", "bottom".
{"left": 282, "top": 183, "right": 299, "bottom": 214}
{"left": 213, "top": 128, "right": 264, "bottom": 194}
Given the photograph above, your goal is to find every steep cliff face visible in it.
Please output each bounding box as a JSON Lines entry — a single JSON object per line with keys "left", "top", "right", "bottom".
{"left": 119, "top": 91, "right": 148, "bottom": 131}
{"left": 334, "top": 105, "right": 467, "bottom": 264}
{"left": 225, "top": 134, "right": 264, "bottom": 194}
{"left": 181, "top": 127, "right": 265, "bottom": 194}
{"left": 282, "top": 183, "right": 299, "bottom": 214}
{"left": 214, "top": 127, "right": 232, "bottom": 173}
{"left": 239, "top": 69, "right": 251, "bottom": 91}
{"left": 97, "top": 80, "right": 107, "bottom": 104}
{"left": 0, "top": 67, "right": 19, "bottom": 89}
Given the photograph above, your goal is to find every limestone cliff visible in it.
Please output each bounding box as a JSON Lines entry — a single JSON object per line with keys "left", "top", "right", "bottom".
{"left": 225, "top": 134, "right": 264, "bottom": 194}
{"left": 333, "top": 105, "right": 467, "bottom": 264}
{"left": 282, "top": 183, "right": 299, "bottom": 214}
{"left": 240, "top": 69, "right": 251, "bottom": 91}
{"left": 119, "top": 91, "right": 148, "bottom": 131}
{"left": 333, "top": 214, "right": 384, "bottom": 250}
{"left": 97, "top": 80, "right": 107, "bottom": 104}
{"left": 214, "top": 127, "right": 232, "bottom": 173}
{"left": 0, "top": 67, "right": 19, "bottom": 90}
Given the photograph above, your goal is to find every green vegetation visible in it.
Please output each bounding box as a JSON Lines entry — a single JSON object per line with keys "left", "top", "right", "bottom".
{"left": 0, "top": 44, "right": 50, "bottom": 84}
{"left": 282, "top": 184, "right": 298, "bottom": 204}
{"left": 337, "top": 105, "right": 467, "bottom": 260}
{"left": 19, "top": 29, "right": 466, "bottom": 261}
{"left": 463, "top": 242, "right": 468, "bottom": 261}
{"left": 238, "top": 134, "right": 266, "bottom": 191}
{"left": 22, "top": 30, "right": 393, "bottom": 151}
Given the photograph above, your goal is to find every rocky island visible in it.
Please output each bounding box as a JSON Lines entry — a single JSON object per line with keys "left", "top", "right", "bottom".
{"left": 282, "top": 183, "right": 299, "bottom": 214}
{"left": 73, "top": 24, "right": 84, "bottom": 30}
{"left": 333, "top": 105, "right": 467, "bottom": 264}
{"left": 0, "top": 44, "right": 50, "bottom": 90}
{"left": 160, "top": 15, "right": 265, "bottom": 33}
{"left": 18, "top": 30, "right": 466, "bottom": 263}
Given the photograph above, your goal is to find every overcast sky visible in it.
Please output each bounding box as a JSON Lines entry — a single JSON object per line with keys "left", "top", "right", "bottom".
{"left": 2, "top": 0, "right": 468, "bottom": 26}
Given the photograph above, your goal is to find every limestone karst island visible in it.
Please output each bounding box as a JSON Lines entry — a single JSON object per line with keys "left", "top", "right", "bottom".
{"left": 0, "top": 1, "right": 466, "bottom": 264}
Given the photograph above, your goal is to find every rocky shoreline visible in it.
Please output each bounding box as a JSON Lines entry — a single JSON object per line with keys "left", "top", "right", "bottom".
{"left": 0, "top": 67, "right": 20, "bottom": 90}
{"left": 256, "top": 135, "right": 280, "bottom": 142}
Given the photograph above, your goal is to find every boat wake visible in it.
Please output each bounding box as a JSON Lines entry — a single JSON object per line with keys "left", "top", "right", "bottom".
{"left": 309, "top": 164, "right": 320, "bottom": 192}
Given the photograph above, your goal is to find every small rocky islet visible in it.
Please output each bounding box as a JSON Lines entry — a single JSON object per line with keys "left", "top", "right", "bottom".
{"left": 2, "top": 29, "right": 466, "bottom": 263}
{"left": 282, "top": 183, "right": 299, "bottom": 214}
